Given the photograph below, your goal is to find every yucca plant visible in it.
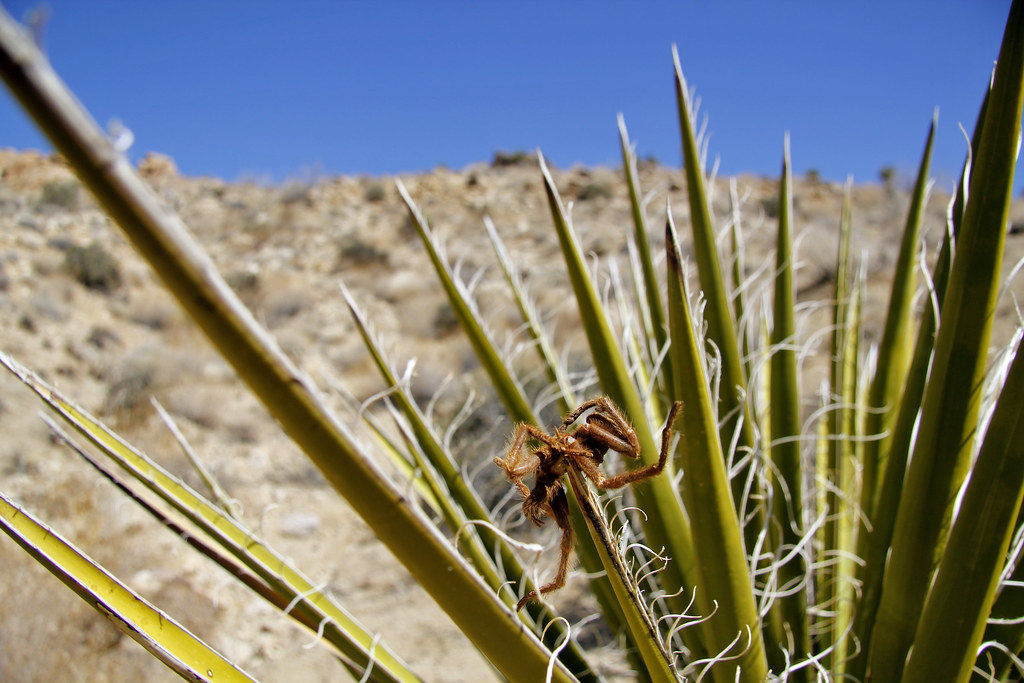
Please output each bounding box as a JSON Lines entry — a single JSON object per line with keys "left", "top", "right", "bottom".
{"left": 2, "top": 2, "right": 1023, "bottom": 680}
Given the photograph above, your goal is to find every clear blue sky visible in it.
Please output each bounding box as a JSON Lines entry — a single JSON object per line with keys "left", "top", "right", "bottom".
{"left": 1, "top": 1, "right": 1019, "bottom": 193}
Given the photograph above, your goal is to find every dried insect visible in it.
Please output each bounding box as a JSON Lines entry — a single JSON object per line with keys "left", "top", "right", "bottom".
{"left": 494, "top": 396, "right": 683, "bottom": 610}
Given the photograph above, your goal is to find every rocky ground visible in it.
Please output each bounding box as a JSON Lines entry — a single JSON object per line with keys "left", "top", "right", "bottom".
{"left": 0, "top": 147, "right": 1022, "bottom": 681}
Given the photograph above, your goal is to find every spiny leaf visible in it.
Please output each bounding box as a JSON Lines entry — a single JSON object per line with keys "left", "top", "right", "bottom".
{"left": 2, "top": 350, "right": 417, "bottom": 682}
{"left": 396, "top": 180, "right": 537, "bottom": 426}
{"left": 830, "top": 264, "right": 864, "bottom": 675}
{"left": 338, "top": 285, "right": 597, "bottom": 680}
{"left": 765, "top": 135, "right": 811, "bottom": 672}
{"left": 564, "top": 468, "right": 678, "bottom": 682}
{"left": 539, "top": 152, "right": 702, "bottom": 628}
{"left": 0, "top": 490, "right": 256, "bottom": 682}
{"left": 619, "top": 114, "right": 673, "bottom": 406}
{"left": 673, "top": 46, "right": 755, "bottom": 458}
{"left": 484, "top": 216, "right": 575, "bottom": 412}
{"left": 903, "top": 339, "right": 1024, "bottom": 681}
{"left": 816, "top": 180, "right": 853, "bottom": 665}
{"left": 666, "top": 210, "right": 768, "bottom": 682}
{"left": 867, "top": 2, "right": 1024, "bottom": 676}
{"left": 860, "top": 111, "right": 937, "bottom": 517}
{"left": 848, "top": 87, "right": 992, "bottom": 683}
{"left": 726, "top": 178, "right": 751, "bottom": 375}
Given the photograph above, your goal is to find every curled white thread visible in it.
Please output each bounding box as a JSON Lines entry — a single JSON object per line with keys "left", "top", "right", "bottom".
{"left": 358, "top": 383, "right": 403, "bottom": 418}
{"left": 301, "top": 616, "right": 331, "bottom": 649}
{"left": 665, "top": 599, "right": 718, "bottom": 654}
{"left": 282, "top": 581, "right": 328, "bottom": 616}
{"left": 635, "top": 552, "right": 670, "bottom": 586}
{"left": 541, "top": 617, "right": 571, "bottom": 683}
{"left": 456, "top": 519, "right": 543, "bottom": 555}
{"left": 976, "top": 640, "right": 1024, "bottom": 679}
{"left": 442, "top": 389, "right": 477, "bottom": 451}
{"left": 682, "top": 623, "right": 751, "bottom": 682}
{"left": 649, "top": 584, "right": 690, "bottom": 615}
{"left": 608, "top": 504, "right": 647, "bottom": 532}
{"left": 357, "top": 633, "right": 382, "bottom": 683}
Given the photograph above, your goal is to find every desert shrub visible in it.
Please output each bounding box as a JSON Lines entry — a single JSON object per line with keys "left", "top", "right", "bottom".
{"left": 37, "top": 179, "right": 80, "bottom": 210}
{"left": 62, "top": 242, "right": 121, "bottom": 293}
{"left": 576, "top": 181, "right": 613, "bottom": 201}
{"left": 336, "top": 234, "right": 388, "bottom": 267}
{"left": 432, "top": 302, "right": 459, "bottom": 336}
{"left": 491, "top": 149, "right": 532, "bottom": 167}
{"left": 224, "top": 267, "right": 261, "bottom": 308}
{"left": 225, "top": 419, "right": 257, "bottom": 444}
{"left": 879, "top": 164, "right": 898, "bottom": 194}
{"left": 363, "top": 181, "right": 386, "bottom": 202}
{"left": 101, "top": 347, "right": 159, "bottom": 415}
{"left": 85, "top": 326, "right": 120, "bottom": 350}
{"left": 399, "top": 212, "right": 418, "bottom": 237}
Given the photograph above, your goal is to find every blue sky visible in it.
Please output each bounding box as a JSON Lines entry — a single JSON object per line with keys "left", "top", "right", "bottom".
{"left": 0, "top": 1, "right": 1018, "bottom": 192}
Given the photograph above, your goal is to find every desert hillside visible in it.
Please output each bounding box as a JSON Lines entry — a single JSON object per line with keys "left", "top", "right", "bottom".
{"left": 1, "top": 147, "right": 1022, "bottom": 681}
